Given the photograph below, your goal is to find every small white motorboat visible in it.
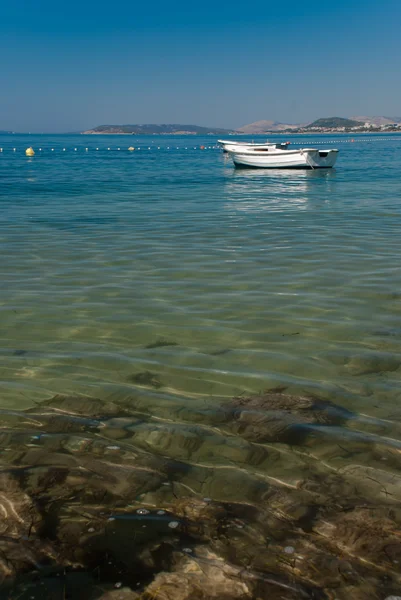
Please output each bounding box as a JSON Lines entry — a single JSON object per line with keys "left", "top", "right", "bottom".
{"left": 218, "top": 139, "right": 275, "bottom": 152}
{"left": 227, "top": 144, "right": 339, "bottom": 169}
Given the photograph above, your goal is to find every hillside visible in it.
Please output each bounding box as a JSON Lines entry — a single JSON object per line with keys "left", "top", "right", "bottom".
{"left": 306, "top": 117, "right": 364, "bottom": 129}
{"left": 83, "top": 124, "right": 233, "bottom": 135}
{"left": 236, "top": 120, "right": 302, "bottom": 133}
{"left": 351, "top": 115, "right": 401, "bottom": 127}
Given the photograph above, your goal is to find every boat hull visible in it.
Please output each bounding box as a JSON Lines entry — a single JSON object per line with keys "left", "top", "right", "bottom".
{"left": 230, "top": 149, "right": 338, "bottom": 169}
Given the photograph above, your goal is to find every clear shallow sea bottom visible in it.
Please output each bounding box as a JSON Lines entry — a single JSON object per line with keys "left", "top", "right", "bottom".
{"left": 1, "top": 133, "right": 401, "bottom": 599}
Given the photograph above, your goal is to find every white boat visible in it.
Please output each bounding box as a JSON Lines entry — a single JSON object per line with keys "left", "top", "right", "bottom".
{"left": 218, "top": 139, "right": 275, "bottom": 152}
{"left": 227, "top": 145, "right": 339, "bottom": 169}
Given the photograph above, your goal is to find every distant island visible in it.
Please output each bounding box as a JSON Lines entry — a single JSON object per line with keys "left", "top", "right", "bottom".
{"left": 82, "top": 116, "right": 401, "bottom": 136}
{"left": 82, "top": 124, "right": 234, "bottom": 135}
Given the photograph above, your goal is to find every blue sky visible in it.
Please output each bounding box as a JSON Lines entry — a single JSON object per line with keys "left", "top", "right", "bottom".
{"left": 1, "top": 0, "right": 400, "bottom": 131}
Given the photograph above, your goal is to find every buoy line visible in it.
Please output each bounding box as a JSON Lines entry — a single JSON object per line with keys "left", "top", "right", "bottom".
{"left": 0, "top": 137, "right": 400, "bottom": 155}
{"left": 1, "top": 146, "right": 221, "bottom": 154}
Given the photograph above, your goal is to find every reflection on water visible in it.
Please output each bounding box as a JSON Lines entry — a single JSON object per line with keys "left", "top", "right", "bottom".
{"left": 1, "top": 134, "right": 401, "bottom": 598}
{"left": 224, "top": 166, "right": 338, "bottom": 212}
{"left": 229, "top": 164, "right": 337, "bottom": 181}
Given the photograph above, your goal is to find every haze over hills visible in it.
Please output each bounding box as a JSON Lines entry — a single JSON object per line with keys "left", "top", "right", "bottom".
{"left": 351, "top": 116, "right": 401, "bottom": 126}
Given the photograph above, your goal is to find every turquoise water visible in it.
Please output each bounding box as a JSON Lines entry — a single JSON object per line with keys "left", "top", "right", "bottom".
{"left": 1, "top": 133, "right": 401, "bottom": 597}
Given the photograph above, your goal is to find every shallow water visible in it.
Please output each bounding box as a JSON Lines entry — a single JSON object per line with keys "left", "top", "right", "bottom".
{"left": 1, "top": 133, "right": 401, "bottom": 598}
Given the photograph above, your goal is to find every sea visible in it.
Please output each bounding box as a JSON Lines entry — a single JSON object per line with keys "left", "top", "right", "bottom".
{"left": 1, "top": 133, "right": 401, "bottom": 598}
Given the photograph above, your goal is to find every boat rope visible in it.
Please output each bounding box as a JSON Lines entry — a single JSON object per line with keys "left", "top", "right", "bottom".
{"left": 300, "top": 149, "right": 315, "bottom": 169}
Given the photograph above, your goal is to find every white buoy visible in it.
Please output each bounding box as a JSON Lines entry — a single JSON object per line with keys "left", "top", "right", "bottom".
{"left": 107, "top": 147, "right": 110, "bottom": 150}
{"left": 25, "top": 147, "right": 35, "bottom": 156}
{"left": 74, "top": 148, "right": 77, "bottom": 151}
{"left": 0, "top": 148, "right": 2, "bottom": 152}
{"left": 128, "top": 147, "right": 135, "bottom": 151}
{"left": 51, "top": 148, "right": 54, "bottom": 151}
{"left": 13, "top": 148, "right": 16, "bottom": 152}
{"left": 96, "top": 148, "right": 99, "bottom": 150}
{"left": 63, "top": 148, "right": 66, "bottom": 151}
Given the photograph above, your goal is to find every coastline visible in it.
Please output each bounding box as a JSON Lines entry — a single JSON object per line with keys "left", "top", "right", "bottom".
{"left": 271, "top": 130, "right": 401, "bottom": 136}
{"left": 80, "top": 131, "right": 226, "bottom": 135}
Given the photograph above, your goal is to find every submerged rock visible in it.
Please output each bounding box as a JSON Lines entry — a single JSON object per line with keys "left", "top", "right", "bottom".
{"left": 0, "top": 473, "right": 41, "bottom": 539}
{"left": 1, "top": 390, "right": 401, "bottom": 599}
{"left": 222, "top": 388, "right": 353, "bottom": 444}
{"left": 37, "top": 394, "right": 129, "bottom": 418}
{"left": 314, "top": 507, "right": 401, "bottom": 567}
{"left": 145, "top": 339, "right": 178, "bottom": 349}
{"left": 0, "top": 473, "right": 55, "bottom": 586}
{"left": 345, "top": 353, "right": 400, "bottom": 375}
{"left": 98, "top": 589, "right": 140, "bottom": 600}
{"left": 143, "top": 549, "right": 252, "bottom": 600}
{"left": 127, "top": 371, "right": 164, "bottom": 388}
{"left": 126, "top": 420, "right": 271, "bottom": 467}
{"left": 339, "top": 464, "right": 401, "bottom": 503}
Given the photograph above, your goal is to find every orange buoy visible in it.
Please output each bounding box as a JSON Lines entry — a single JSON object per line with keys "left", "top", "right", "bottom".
{"left": 200, "top": 145, "right": 205, "bottom": 150}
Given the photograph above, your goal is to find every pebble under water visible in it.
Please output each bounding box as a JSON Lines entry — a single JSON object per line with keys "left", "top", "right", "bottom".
{"left": 1, "top": 133, "right": 401, "bottom": 599}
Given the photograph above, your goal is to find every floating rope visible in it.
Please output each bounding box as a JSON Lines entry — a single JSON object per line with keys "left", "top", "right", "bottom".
{"left": 0, "top": 137, "right": 399, "bottom": 156}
